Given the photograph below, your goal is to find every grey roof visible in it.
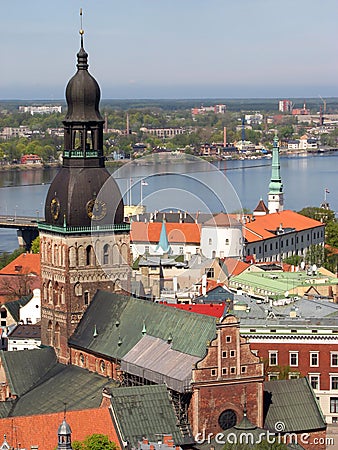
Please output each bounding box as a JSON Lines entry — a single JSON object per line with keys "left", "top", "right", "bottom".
{"left": 0, "top": 347, "right": 57, "bottom": 397}
{"left": 8, "top": 324, "right": 41, "bottom": 339}
{"left": 195, "top": 285, "right": 234, "bottom": 304}
{"left": 69, "top": 291, "right": 216, "bottom": 360}
{"left": 4, "top": 294, "right": 32, "bottom": 322}
{"left": 0, "top": 347, "right": 117, "bottom": 418}
{"left": 7, "top": 363, "right": 116, "bottom": 418}
{"left": 264, "top": 378, "right": 326, "bottom": 432}
{"left": 121, "top": 335, "right": 200, "bottom": 392}
{"left": 109, "top": 384, "right": 191, "bottom": 447}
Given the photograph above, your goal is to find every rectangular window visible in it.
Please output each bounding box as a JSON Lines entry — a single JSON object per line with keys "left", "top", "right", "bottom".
{"left": 309, "top": 375, "right": 320, "bottom": 390}
{"left": 331, "top": 377, "right": 338, "bottom": 390}
{"left": 222, "top": 367, "right": 227, "bottom": 375}
{"left": 289, "top": 373, "right": 299, "bottom": 380}
{"left": 331, "top": 397, "right": 338, "bottom": 413}
{"left": 230, "top": 350, "right": 236, "bottom": 357}
{"left": 145, "top": 245, "right": 149, "bottom": 254}
{"left": 179, "top": 246, "right": 184, "bottom": 254}
{"left": 268, "top": 373, "right": 279, "bottom": 381}
{"left": 230, "top": 367, "right": 236, "bottom": 374}
{"left": 289, "top": 352, "right": 298, "bottom": 367}
{"left": 310, "top": 352, "right": 319, "bottom": 367}
{"left": 331, "top": 353, "right": 338, "bottom": 367}
{"left": 269, "top": 351, "right": 278, "bottom": 366}
{"left": 226, "top": 336, "right": 231, "bottom": 343}
{"left": 222, "top": 351, "right": 227, "bottom": 358}
{"left": 206, "top": 268, "right": 214, "bottom": 278}
{"left": 211, "top": 369, "right": 217, "bottom": 376}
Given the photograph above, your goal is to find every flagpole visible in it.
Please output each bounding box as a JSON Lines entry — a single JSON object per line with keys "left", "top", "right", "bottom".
{"left": 140, "top": 180, "right": 143, "bottom": 206}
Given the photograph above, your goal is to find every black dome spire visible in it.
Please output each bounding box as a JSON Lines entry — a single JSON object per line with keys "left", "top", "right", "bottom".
{"left": 64, "top": 29, "right": 103, "bottom": 123}
{"left": 44, "top": 16, "right": 124, "bottom": 227}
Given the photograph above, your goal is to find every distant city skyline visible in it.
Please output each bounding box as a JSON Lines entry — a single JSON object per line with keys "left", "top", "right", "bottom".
{"left": 1, "top": 0, "right": 338, "bottom": 100}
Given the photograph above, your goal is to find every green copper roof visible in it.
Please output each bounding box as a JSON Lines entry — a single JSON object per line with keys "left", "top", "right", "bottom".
{"left": 264, "top": 378, "right": 326, "bottom": 432}
{"left": 0, "top": 347, "right": 57, "bottom": 397}
{"left": 69, "top": 291, "right": 217, "bottom": 359}
{"left": 110, "top": 384, "right": 189, "bottom": 447}
{"left": 269, "top": 135, "right": 283, "bottom": 194}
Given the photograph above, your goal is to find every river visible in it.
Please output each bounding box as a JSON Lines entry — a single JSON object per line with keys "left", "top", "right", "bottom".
{"left": 0, "top": 152, "right": 337, "bottom": 253}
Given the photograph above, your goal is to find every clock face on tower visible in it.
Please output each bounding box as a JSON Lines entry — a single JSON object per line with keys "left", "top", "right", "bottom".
{"left": 86, "top": 199, "right": 107, "bottom": 221}
{"left": 50, "top": 197, "right": 60, "bottom": 220}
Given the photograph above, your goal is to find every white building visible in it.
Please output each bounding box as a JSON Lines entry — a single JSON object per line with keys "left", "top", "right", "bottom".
{"left": 7, "top": 323, "right": 41, "bottom": 351}
{"left": 200, "top": 213, "right": 243, "bottom": 259}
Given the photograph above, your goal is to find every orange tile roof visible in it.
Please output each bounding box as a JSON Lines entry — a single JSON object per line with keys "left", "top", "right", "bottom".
{"left": 0, "top": 408, "right": 120, "bottom": 450}
{"left": 0, "top": 253, "right": 40, "bottom": 276}
{"left": 222, "top": 258, "right": 250, "bottom": 277}
{"left": 242, "top": 210, "right": 323, "bottom": 243}
{"left": 131, "top": 222, "right": 201, "bottom": 244}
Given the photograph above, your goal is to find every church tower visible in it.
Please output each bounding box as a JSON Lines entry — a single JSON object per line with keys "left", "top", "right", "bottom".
{"left": 39, "top": 20, "right": 130, "bottom": 364}
{"left": 268, "top": 135, "right": 284, "bottom": 214}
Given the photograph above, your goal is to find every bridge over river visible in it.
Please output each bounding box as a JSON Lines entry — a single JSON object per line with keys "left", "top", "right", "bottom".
{"left": 0, "top": 215, "right": 40, "bottom": 250}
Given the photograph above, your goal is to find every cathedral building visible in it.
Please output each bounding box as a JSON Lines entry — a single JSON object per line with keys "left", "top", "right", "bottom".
{"left": 38, "top": 29, "right": 131, "bottom": 364}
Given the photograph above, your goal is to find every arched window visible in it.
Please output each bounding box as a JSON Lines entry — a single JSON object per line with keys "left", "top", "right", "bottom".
{"left": 48, "top": 281, "right": 53, "bottom": 304}
{"left": 74, "top": 282, "right": 82, "bottom": 297}
{"left": 69, "top": 247, "right": 76, "bottom": 267}
{"left": 84, "top": 291, "right": 90, "bottom": 306}
{"left": 112, "top": 244, "right": 120, "bottom": 265}
{"left": 79, "top": 353, "right": 85, "bottom": 367}
{"left": 47, "top": 321, "right": 53, "bottom": 346}
{"left": 86, "top": 245, "right": 95, "bottom": 266}
{"left": 54, "top": 282, "right": 59, "bottom": 306}
{"left": 55, "top": 322, "right": 61, "bottom": 348}
{"left": 103, "top": 244, "right": 110, "bottom": 265}
{"left": 60, "top": 287, "right": 65, "bottom": 305}
{"left": 120, "top": 243, "right": 129, "bottom": 265}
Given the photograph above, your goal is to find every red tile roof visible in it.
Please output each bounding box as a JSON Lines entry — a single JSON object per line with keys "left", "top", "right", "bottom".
{"left": 0, "top": 408, "right": 120, "bottom": 450}
{"left": 0, "top": 253, "right": 40, "bottom": 276}
{"left": 131, "top": 222, "right": 201, "bottom": 244}
{"left": 163, "top": 302, "right": 225, "bottom": 318}
{"left": 242, "top": 210, "right": 323, "bottom": 243}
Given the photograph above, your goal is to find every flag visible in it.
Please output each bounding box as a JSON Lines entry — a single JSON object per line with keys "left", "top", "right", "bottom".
{"left": 325, "top": 188, "right": 330, "bottom": 193}
{"left": 141, "top": 180, "right": 148, "bottom": 186}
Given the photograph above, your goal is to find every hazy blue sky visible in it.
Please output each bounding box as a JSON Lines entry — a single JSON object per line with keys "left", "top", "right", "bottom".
{"left": 1, "top": 0, "right": 338, "bottom": 99}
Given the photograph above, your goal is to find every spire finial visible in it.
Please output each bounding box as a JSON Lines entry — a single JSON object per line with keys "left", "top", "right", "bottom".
{"left": 79, "top": 9, "right": 84, "bottom": 47}
{"left": 63, "top": 402, "right": 67, "bottom": 420}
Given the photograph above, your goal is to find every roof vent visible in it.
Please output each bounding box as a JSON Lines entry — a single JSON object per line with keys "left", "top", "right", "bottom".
{"left": 93, "top": 324, "right": 98, "bottom": 338}
{"left": 118, "top": 335, "right": 122, "bottom": 346}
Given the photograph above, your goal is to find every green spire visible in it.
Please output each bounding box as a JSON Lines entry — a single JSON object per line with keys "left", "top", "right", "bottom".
{"left": 269, "top": 135, "right": 283, "bottom": 194}
{"left": 155, "top": 221, "right": 170, "bottom": 254}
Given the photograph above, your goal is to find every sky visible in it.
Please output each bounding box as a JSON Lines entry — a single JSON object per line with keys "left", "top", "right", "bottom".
{"left": 1, "top": 0, "right": 338, "bottom": 100}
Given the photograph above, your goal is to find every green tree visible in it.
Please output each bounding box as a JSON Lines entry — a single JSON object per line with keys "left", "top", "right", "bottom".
{"left": 325, "top": 221, "right": 338, "bottom": 248}
{"left": 0, "top": 248, "right": 25, "bottom": 269}
{"left": 31, "top": 237, "right": 40, "bottom": 254}
{"left": 283, "top": 254, "right": 302, "bottom": 266}
{"left": 298, "top": 206, "right": 335, "bottom": 224}
{"left": 82, "top": 434, "right": 117, "bottom": 450}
